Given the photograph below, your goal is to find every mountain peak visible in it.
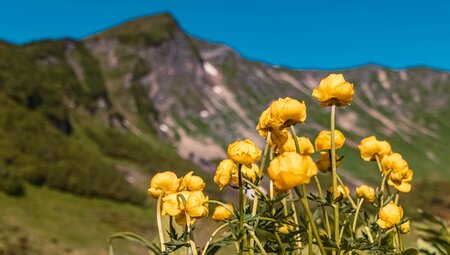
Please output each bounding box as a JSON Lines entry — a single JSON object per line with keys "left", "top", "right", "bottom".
{"left": 86, "top": 12, "right": 180, "bottom": 43}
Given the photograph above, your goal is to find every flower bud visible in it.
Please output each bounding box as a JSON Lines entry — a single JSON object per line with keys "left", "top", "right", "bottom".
{"left": 316, "top": 151, "right": 341, "bottom": 173}
{"left": 355, "top": 185, "right": 376, "bottom": 203}
{"left": 212, "top": 204, "right": 234, "bottom": 221}
{"left": 328, "top": 185, "right": 350, "bottom": 199}
{"left": 399, "top": 221, "right": 410, "bottom": 234}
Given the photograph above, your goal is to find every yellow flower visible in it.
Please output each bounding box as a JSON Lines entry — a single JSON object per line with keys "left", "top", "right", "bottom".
{"left": 185, "top": 191, "right": 209, "bottom": 219}
{"left": 358, "top": 136, "right": 392, "bottom": 161}
{"left": 381, "top": 153, "right": 409, "bottom": 176}
{"left": 316, "top": 151, "right": 341, "bottom": 173}
{"left": 329, "top": 185, "right": 350, "bottom": 199}
{"left": 399, "top": 221, "right": 410, "bottom": 234}
{"left": 231, "top": 163, "right": 260, "bottom": 185}
{"left": 268, "top": 128, "right": 289, "bottom": 150}
{"left": 179, "top": 171, "right": 205, "bottom": 192}
{"left": 278, "top": 224, "right": 294, "bottom": 234}
{"left": 227, "top": 139, "right": 261, "bottom": 165}
{"left": 161, "top": 191, "right": 191, "bottom": 216}
{"left": 314, "top": 130, "right": 346, "bottom": 152}
{"left": 377, "top": 202, "right": 403, "bottom": 229}
{"left": 279, "top": 132, "right": 315, "bottom": 155}
{"left": 214, "top": 159, "right": 237, "bottom": 190}
{"left": 269, "top": 97, "right": 307, "bottom": 128}
{"left": 312, "top": 74, "right": 354, "bottom": 107}
{"left": 256, "top": 108, "right": 274, "bottom": 138}
{"left": 355, "top": 185, "right": 376, "bottom": 203}
{"left": 147, "top": 171, "right": 180, "bottom": 198}
{"left": 212, "top": 204, "right": 234, "bottom": 221}
{"left": 388, "top": 168, "right": 413, "bottom": 193}
{"left": 174, "top": 212, "right": 196, "bottom": 227}
{"left": 268, "top": 152, "right": 318, "bottom": 192}
{"left": 256, "top": 97, "right": 307, "bottom": 138}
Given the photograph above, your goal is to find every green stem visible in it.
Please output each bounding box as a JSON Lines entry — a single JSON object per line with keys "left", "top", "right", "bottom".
{"left": 249, "top": 133, "right": 271, "bottom": 255}
{"left": 397, "top": 228, "right": 404, "bottom": 252}
{"left": 336, "top": 174, "right": 356, "bottom": 208}
{"left": 314, "top": 176, "right": 332, "bottom": 237}
{"left": 188, "top": 240, "right": 199, "bottom": 255}
{"left": 394, "top": 192, "right": 399, "bottom": 205}
{"left": 206, "top": 200, "right": 236, "bottom": 217}
{"left": 289, "top": 191, "right": 302, "bottom": 253}
{"left": 238, "top": 164, "right": 245, "bottom": 255}
{"left": 307, "top": 222, "right": 313, "bottom": 255}
{"left": 245, "top": 224, "right": 269, "bottom": 255}
{"left": 156, "top": 193, "right": 166, "bottom": 253}
{"left": 275, "top": 232, "right": 287, "bottom": 255}
{"left": 243, "top": 178, "right": 269, "bottom": 201}
{"left": 352, "top": 198, "right": 364, "bottom": 234}
{"left": 289, "top": 126, "right": 312, "bottom": 253}
{"left": 295, "top": 186, "right": 327, "bottom": 255}
{"left": 202, "top": 222, "right": 233, "bottom": 255}
{"left": 330, "top": 105, "right": 340, "bottom": 247}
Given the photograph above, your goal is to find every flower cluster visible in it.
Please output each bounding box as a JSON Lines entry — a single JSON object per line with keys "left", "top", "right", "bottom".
{"left": 147, "top": 171, "right": 209, "bottom": 226}
{"left": 359, "top": 136, "right": 414, "bottom": 193}
{"left": 111, "top": 73, "right": 418, "bottom": 255}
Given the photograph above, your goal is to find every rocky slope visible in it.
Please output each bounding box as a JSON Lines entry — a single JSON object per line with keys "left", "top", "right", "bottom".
{"left": 85, "top": 13, "right": 449, "bottom": 181}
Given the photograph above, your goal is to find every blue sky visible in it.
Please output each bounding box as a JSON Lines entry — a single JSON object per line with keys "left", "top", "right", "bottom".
{"left": 1, "top": 0, "right": 450, "bottom": 70}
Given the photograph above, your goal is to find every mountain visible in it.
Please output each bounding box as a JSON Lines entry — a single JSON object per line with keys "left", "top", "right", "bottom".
{"left": 0, "top": 12, "right": 449, "bottom": 254}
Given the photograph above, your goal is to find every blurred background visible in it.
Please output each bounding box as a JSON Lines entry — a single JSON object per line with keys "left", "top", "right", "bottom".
{"left": 0, "top": 0, "right": 449, "bottom": 254}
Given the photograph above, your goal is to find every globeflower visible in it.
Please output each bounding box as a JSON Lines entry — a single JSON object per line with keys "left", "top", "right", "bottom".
{"left": 328, "top": 185, "right": 350, "bottom": 199}
{"left": 256, "top": 97, "right": 306, "bottom": 138}
{"left": 312, "top": 74, "right": 354, "bottom": 107}
{"left": 381, "top": 153, "right": 409, "bottom": 176}
{"left": 388, "top": 168, "right": 413, "bottom": 193}
{"left": 358, "top": 136, "right": 392, "bottom": 161}
{"left": 185, "top": 191, "right": 209, "bottom": 219}
{"left": 355, "top": 185, "right": 376, "bottom": 203}
{"left": 227, "top": 139, "right": 261, "bottom": 165}
{"left": 179, "top": 171, "right": 205, "bottom": 192}
{"left": 278, "top": 224, "right": 294, "bottom": 234}
{"left": 314, "top": 130, "right": 346, "bottom": 152}
{"left": 399, "top": 221, "right": 410, "bottom": 234}
{"left": 279, "top": 133, "right": 315, "bottom": 155}
{"left": 233, "top": 163, "right": 259, "bottom": 184}
{"left": 212, "top": 204, "right": 234, "bottom": 221}
{"left": 377, "top": 202, "right": 404, "bottom": 229}
{"left": 269, "top": 97, "right": 307, "bottom": 128}
{"left": 268, "top": 152, "right": 318, "bottom": 192}
{"left": 214, "top": 159, "right": 237, "bottom": 190}
{"left": 147, "top": 171, "right": 180, "bottom": 199}
{"left": 316, "top": 151, "right": 341, "bottom": 173}
{"left": 161, "top": 191, "right": 191, "bottom": 216}
{"left": 174, "top": 212, "right": 196, "bottom": 227}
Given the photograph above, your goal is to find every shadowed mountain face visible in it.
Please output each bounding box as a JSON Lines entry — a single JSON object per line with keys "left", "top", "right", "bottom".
{"left": 1, "top": 13, "right": 449, "bottom": 200}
